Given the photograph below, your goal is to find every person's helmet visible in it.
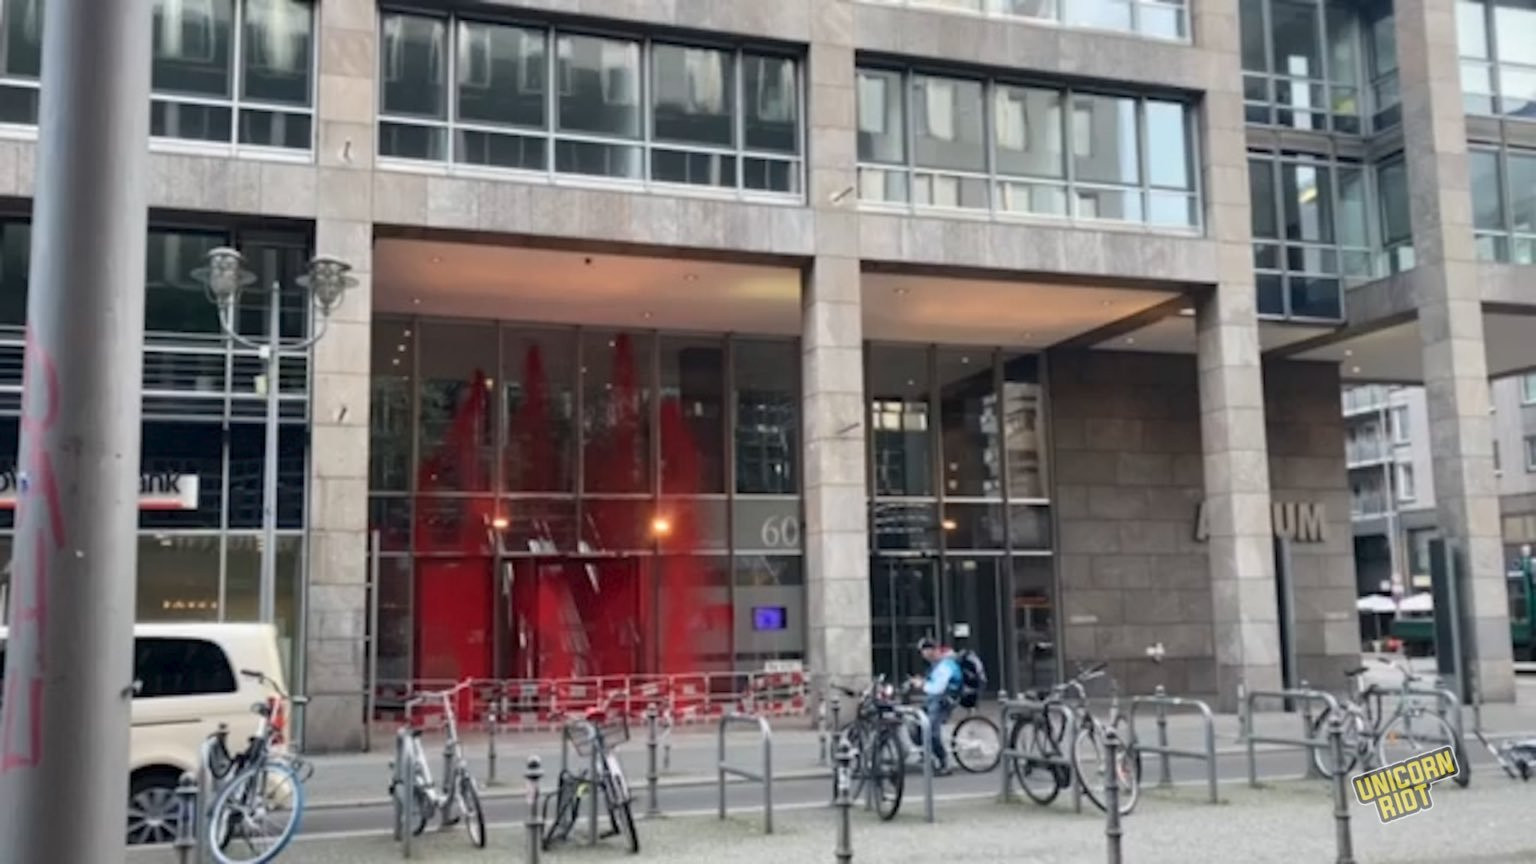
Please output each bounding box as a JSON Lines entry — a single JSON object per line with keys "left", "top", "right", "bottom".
{"left": 916, "top": 637, "right": 937, "bottom": 652}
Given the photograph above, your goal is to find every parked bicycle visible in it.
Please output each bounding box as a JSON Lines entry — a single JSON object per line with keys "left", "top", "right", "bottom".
{"left": 1473, "top": 726, "right": 1536, "bottom": 781}
{"left": 204, "top": 669, "right": 311, "bottom": 864}
{"left": 831, "top": 677, "right": 906, "bottom": 820}
{"left": 1310, "top": 658, "right": 1466, "bottom": 785}
{"left": 542, "top": 703, "right": 639, "bottom": 853}
{"left": 1005, "top": 661, "right": 1140, "bottom": 815}
{"left": 389, "top": 679, "right": 486, "bottom": 848}
{"left": 894, "top": 679, "right": 1002, "bottom": 773}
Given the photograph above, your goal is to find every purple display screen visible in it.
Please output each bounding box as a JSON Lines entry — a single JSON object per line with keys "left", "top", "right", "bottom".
{"left": 752, "top": 606, "right": 788, "bottom": 631}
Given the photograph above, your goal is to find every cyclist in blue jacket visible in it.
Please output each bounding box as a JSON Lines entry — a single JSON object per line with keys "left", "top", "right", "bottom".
{"left": 912, "top": 637, "right": 961, "bottom": 775}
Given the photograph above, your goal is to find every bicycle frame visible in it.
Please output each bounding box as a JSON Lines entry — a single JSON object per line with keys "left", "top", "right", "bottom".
{"left": 404, "top": 679, "right": 476, "bottom": 812}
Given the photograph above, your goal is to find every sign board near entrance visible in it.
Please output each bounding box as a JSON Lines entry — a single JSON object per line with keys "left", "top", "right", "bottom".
{"left": 1193, "top": 499, "right": 1328, "bottom": 544}
{"left": 0, "top": 471, "right": 199, "bottom": 511}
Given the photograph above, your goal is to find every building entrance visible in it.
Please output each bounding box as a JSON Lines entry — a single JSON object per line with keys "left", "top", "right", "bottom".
{"left": 503, "top": 555, "right": 649, "bottom": 681}
{"left": 871, "top": 555, "right": 1006, "bottom": 689}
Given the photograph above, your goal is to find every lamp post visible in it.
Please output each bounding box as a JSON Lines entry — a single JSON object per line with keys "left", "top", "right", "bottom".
{"left": 192, "top": 248, "right": 355, "bottom": 624}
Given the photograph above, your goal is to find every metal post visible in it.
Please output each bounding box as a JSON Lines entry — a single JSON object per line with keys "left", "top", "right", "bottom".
{"left": 818, "top": 697, "right": 829, "bottom": 766}
{"left": 398, "top": 729, "right": 414, "bottom": 859}
{"left": 1203, "top": 707, "right": 1219, "bottom": 805}
{"left": 526, "top": 756, "right": 544, "bottom": 864}
{"left": 1104, "top": 729, "right": 1123, "bottom": 864}
{"left": 587, "top": 725, "right": 599, "bottom": 846}
{"left": 646, "top": 705, "right": 660, "bottom": 817}
{"left": 998, "top": 696, "right": 1013, "bottom": 803}
{"left": 365, "top": 531, "right": 381, "bottom": 753}
{"left": 173, "top": 772, "right": 198, "bottom": 864}
{"left": 834, "top": 741, "right": 854, "bottom": 864}
{"left": 487, "top": 703, "right": 499, "bottom": 787}
{"left": 1329, "top": 717, "right": 1355, "bottom": 864}
{"left": 1242, "top": 685, "right": 1258, "bottom": 788}
{"left": 0, "top": 0, "right": 152, "bottom": 860}
{"left": 1154, "top": 685, "right": 1172, "bottom": 787}
{"left": 1301, "top": 679, "right": 1322, "bottom": 779}
{"left": 196, "top": 729, "right": 221, "bottom": 864}
{"left": 830, "top": 694, "right": 841, "bottom": 743}
{"left": 717, "top": 715, "right": 727, "bottom": 821}
{"left": 763, "top": 720, "right": 774, "bottom": 834}
{"left": 259, "top": 282, "right": 281, "bottom": 623}
{"left": 916, "top": 708, "right": 934, "bottom": 824}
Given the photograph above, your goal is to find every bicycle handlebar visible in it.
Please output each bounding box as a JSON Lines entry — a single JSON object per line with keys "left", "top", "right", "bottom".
{"left": 404, "top": 678, "right": 477, "bottom": 710}
{"left": 239, "top": 668, "right": 292, "bottom": 701}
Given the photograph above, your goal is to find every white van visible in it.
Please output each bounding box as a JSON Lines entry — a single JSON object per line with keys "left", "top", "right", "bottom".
{"left": 0, "top": 622, "right": 292, "bottom": 845}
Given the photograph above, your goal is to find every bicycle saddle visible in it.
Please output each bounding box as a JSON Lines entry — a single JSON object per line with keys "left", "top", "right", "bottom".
{"left": 1344, "top": 666, "right": 1369, "bottom": 677}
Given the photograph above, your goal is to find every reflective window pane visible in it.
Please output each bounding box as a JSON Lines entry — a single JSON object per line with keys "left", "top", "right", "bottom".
{"left": 380, "top": 122, "right": 446, "bottom": 161}
{"left": 1271, "top": 0, "right": 1321, "bottom": 80}
{"left": 239, "top": 109, "right": 310, "bottom": 148}
{"left": 242, "top": 0, "right": 312, "bottom": 105}
{"left": 1282, "top": 162, "right": 1334, "bottom": 243}
{"left": 994, "top": 85, "right": 1064, "bottom": 178}
{"left": 418, "top": 322, "right": 498, "bottom": 493}
{"left": 1240, "top": 0, "right": 1267, "bottom": 73}
{"left": 914, "top": 172, "right": 988, "bottom": 209}
{"left": 1002, "top": 355, "right": 1046, "bottom": 499}
{"left": 152, "top": 0, "right": 234, "bottom": 98}
{"left": 869, "top": 345, "right": 932, "bottom": 498}
{"left": 912, "top": 75, "right": 985, "bottom": 172}
{"left": 371, "top": 319, "right": 415, "bottom": 493}
{"left": 582, "top": 331, "right": 652, "bottom": 494}
{"left": 151, "top": 101, "right": 233, "bottom": 143}
{"left": 1328, "top": 2, "right": 1361, "bottom": 86}
{"left": 1511, "top": 152, "right": 1536, "bottom": 234}
{"left": 146, "top": 229, "right": 226, "bottom": 334}
{"left": 380, "top": 14, "right": 447, "bottom": 120}
{"left": 1256, "top": 273, "right": 1285, "bottom": 315}
{"left": 2, "top": 0, "right": 42, "bottom": 78}
{"left": 1289, "top": 276, "right": 1342, "bottom": 319}
{"left": 503, "top": 328, "right": 577, "bottom": 493}
{"left": 652, "top": 44, "right": 733, "bottom": 148}
{"left": 557, "top": 34, "right": 641, "bottom": 138}
{"left": 1495, "top": 3, "right": 1536, "bottom": 66}
{"left": 1470, "top": 149, "right": 1505, "bottom": 231}
{"left": 555, "top": 139, "right": 642, "bottom": 179}
{"left": 943, "top": 503, "right": 1006, "bottom": 550}
{"left": 938, "top": 350, "right": 1001, "bottom": 498}
{"left": 1249, "top": 159, "right": 1278, "bottom": 239}
{"left": 743, "top": 54, "right": 798, "bottom": 154}
{"left": 857, "top": 69, "right": 905, "bottom": 165}
{"left": 457, "top": 21, "right": 546, "bottom": 129}
{"left": 1457, "top": 0, "right": 1489, "bottom": 60}
{"left": 457, "top": 130, "right": 546, "bottom": 171}
{"left": 660, "top": 336, "right": 725, "bottom": 494}
{"left": 1145, "top": 101, "right": 1192, "bottom": 189}
{"left": 1071, "top": 94, "right": 1139, "bottom": 185}
{"left": 872, "top": 502, "right": 939, "bottom": 552}
{"left": 735, "top": 340, "right": 798, "bottom": 495}
{"left": 651, "top": 150, "right": 736, "bottom": 187}
{"left": 1501, "top": 66, "right": 1536, "bottom": 117}
{"left": 1337, "top": 164, "right": 1369, "bottom": 249}
{"left": 138, "top": 537, "right": 221, "bottom": 624}
{"left": 1378, "top": 158, "right": 1412, "bottom": 246}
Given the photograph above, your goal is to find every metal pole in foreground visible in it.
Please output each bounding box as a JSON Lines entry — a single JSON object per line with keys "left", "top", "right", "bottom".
{"left": 1104, "top": 729, "right": 1124, "bottom": 864}
{"left": 487, "top": 702, "right": 499, "bottom": 787}
{"left": 1153, "top": 686, "right": 1172, "bottom": 787}
{"left": 526, "top": 756, "right": 544, "bottom": 864}
{"left": 646, "top": 705, "right": 660, "bottom": 817}
{"left": 0, "top": 0, "right": 152, "bottom": 861}
{"left": 259, "top": 282, "right": 281, "bottom": 623}
{"left": 173, "top": 772, "right": 198, "bottom": 864}
{"left": 833, "top": 741, "right": 854, "bottom": 864}
{"left": 1328, "top": 717, "right": 1355, "bottom": 864}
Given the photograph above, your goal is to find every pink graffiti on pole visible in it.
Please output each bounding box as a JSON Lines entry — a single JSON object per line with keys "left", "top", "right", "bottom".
{"left": 0, "top": 328, "right": 65, "bottom": 774}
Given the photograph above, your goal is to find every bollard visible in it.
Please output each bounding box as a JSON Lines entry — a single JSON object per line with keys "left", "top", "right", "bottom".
{"left": 487, "top": 705, "right": 500, "bottom": 787}
{"left": 526, "top": 756, "right": 544, "bottom": 864}
{"left": 394, "top": 727, "right": 415, "bottom": 859}
{"left": 646, "top": 705, "right": 661, "bottom": 817}
{"left": 830, "top": 693, "right": 841, "bottom": 742}
{"left": 1301, "top": 679, "right": 1322, "bottom": 779}
{"left": 818, "top": 698, "right": 829, "bottom": 766}
{"left": 834, "top": 741, "right": 855, "bottom": 864}
{"left": 1104, "top": 729, "right": 1124, "bottom": 864}
{"left": 1153, "top": 685, "right": 1172, "bottom": 787}
{"left": 173, "top": 772, "right": 198, "bottom": 864}
{"left": 1328, "top": 718, "right": 1356, "bottom": 864}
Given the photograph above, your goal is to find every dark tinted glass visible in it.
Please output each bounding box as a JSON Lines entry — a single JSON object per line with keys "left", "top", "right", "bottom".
{"left": 652, "top": 44, "right": 734, "bottom": 147}
{"left": 152, "top": 0, "right": 235, "bottom": 98}
{"left": 242, "top": 0, "right": 312, "bottom": 105}
{"left": 380, "top": 13, "right": 447, "bottom": 119}
{"left": 743, "top": 54, "right": 797, "bottom": 153}
{"left": 457, "top": 21, "right": 546, "bottom": 129}
{"left": 134, "top": 638, "right": 238, "bottom": 698}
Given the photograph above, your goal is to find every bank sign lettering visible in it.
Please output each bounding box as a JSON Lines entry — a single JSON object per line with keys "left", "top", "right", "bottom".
{"left": 1192, "top": 500, "right": 1328, "bottom": 544}
{"left": 0, "top": 470, "right": 199, "bottom": 511}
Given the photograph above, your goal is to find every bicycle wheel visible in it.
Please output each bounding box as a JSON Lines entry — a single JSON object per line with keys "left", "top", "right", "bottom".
{"left": 607, "top": 783, "right": 640, "bottom": 854}
{"left": 1072, "top": 723, "right": 1138, "bottom": 816}
{"left": 871, "top": 728, "right": 906, "bottom": 821}
{"left": 542, "top": 773, "right": 583, "bottom": 851}
{"left": 1009, "top": 715, "right": 1062, "bottom": 805}
{"left": 841, "top": 724, "right": 870, "bottom": 804}
{"left": 1310, "top": 708, "right": 1369, "bottom": 777}
{"left": 1376, "top": 712, "right": 1460, "bottom": 778}
{"left": 207, "top": 760, "right": 304, "bottom": 864}
{"left": 459, "top": 774, "right": 486, "bottom": 848}
{"left": 952, "top": 715, "right": 1002, "bottom": 774}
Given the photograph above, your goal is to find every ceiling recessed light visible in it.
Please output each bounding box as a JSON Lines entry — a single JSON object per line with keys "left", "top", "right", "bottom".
{"left": 894, "top": 287, "right": 909, "bottom": 296}
{"left": 1178, "top": 308, "right": 1195, "bottom": 317}
{"left": 397, "top": 344, "right": 406, "bottom": 353}
{"left": 1351, "top": 366, "right": 1362, "bottom": 374}
{"left": 391, "top": 358, "right": 400, "bottom": 366}
{"left": 906, "top": 379, "right": 916, "bottom": 387}
{"left": 412, "top": 298, "right": 421, "bottom": 305}
{"left": 960, "top": 356, "right": 970, "bottom": 364}
{"left": 431, "top": 256, "right": 443, "bottom": 264}
{"left": 1125, "top": 337, "right": 1136, "bottom": 345}
{"left": 683, "top": 273, "right": 698, "bottom": 282}
{"left": 642, "top": 311, "right": 653, "bottom": 319}
{"left": 402, "top": 329, "right": 412, "bottom": 338}
{"left": 1344, "top": 349, "right": 1353, "bottom": 357}
{"left": 1100, "top": 300, "right": 1112, "bottom": 307}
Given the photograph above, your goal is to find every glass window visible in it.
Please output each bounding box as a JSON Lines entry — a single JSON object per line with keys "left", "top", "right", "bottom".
{"left": 380, "top": 12, "right": 447, "bottom": 160}
{"left": 1002, "top": 355, "right": 1046, "bottom": 499}
{"left": 1510, "top": 151, "right": 1536, "bottom": 234}
{"left": 1459, "top": 1, "right": 1490, "bottom": 60}
{"left": 734, "top": 340, "right": 798, "bottom": 495}
{"left": 1249, "top": 158, "right": 1278, "bottom": 239}
{"left": 582, "top": 330, "right": 653, "bottom": 494}
{"left": 660, "top": 336, "right": 725, "bottom": 494}
{"left": 912, "top": 75, "right": 985, "bottom": 172}
{"left": 743, "top": 54, "right": 797, "bottom": 154}
{"left": 0, "top": 218, "right": 29, "bottom": 325}
{"left": 136, "top": 536, "right": 220, "bottom": 624}
{"left": 857, "top": 68, "right": 905, "bottom": 165}
{"left": 1525, "top": 372, "right": 1536, "bottom": 404}
{"left": 152, "top": 0, "right": 235, "bottom": 98}
{"left": 1470, "top": 149, "right": 1505, "bottom": 231}
{"left": 1071, "top": 94, "right": 1139, "bottom": 185}
{"left": 1240, "top": 0, "right": 1268, "bottom": 72}
{"left": 652, "top": 44, "right": 733, "bottom": 148}
{"left": 456, "top": 21, "right": 546, "bottom": 130}
{"left": 242, "top": 0, "right": 312, "bottom": 105}
{"left": 134, "top": 638, "right": 237, "bottom": 698}
{"left": 146, "top": 229, "right": 226, "bottom": 335}
{"left": 1377, "top": 157, "right": 1412, "bottom": 246}
{"left": 0, "top": 0, "right": 42, "bottom": 123}
{"left": 994, "top": 85, "right": 1063, "bottom": 178}
{"left": 938, "top": 350, "right": 1001, "bottom": 498}
{"left": 417, "top": 322, "right": 498, "bottom": 493}
{"left": 1337, "top": 164, "right": 1369, "bottom": 252}
{"left": 225, "top": 534, "right": 302, "bottom": 653}
{"left": 1282, "top": 162, "right": 1334, "bottom": 243}
{"left": 370, "top": 321, "right": 414, "bottom": 493}
{"left": 557, "top": 34, "right": 640, "bottom": 138}
{"left": 502, "top": 327, "right": 577, "bottom": 493}
{"left": 226, "top": 423, "right": 307, "bottom": 529}
{"left": 140, "top": 421, "right": 225, "bottom": 530}
{"left": 1271, "top": 0, "right": 1322, "bottom": 80}
{"left": 1528, "top": 436, "right": 1536, "bottom": 470}
{"left": 869, "top": 345, "right": 933, "bottom": 498}
{"left": 1495, "top": 2, "right": 1536, "bottom": 66}
{"left": 1145, "top": 101, "right": 1192, "bottom": 189}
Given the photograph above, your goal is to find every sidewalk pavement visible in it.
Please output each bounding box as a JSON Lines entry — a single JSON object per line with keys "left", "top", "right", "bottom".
{"left": 301, "top": 679, "right": 1536, "bottom": 809}
{"left": 128, "top": 778, "right": 1536, "bottom": 863}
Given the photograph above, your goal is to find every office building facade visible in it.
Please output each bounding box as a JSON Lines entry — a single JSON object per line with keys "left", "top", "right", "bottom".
{"left": 0, "top": 0, "right": 1530, "bottom": 750}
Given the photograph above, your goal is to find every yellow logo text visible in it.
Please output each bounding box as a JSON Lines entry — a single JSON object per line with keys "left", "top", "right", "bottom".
{"left": 1351, "top": 745, "right": 1460, "bottom": 824}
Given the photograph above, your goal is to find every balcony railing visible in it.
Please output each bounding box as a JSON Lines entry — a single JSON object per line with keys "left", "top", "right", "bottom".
{"left": 1346, "top": 440, "right": 1390, "bottom": 465}
{"left": 1342, "top": 385, "right": 1392, "bottom": 415}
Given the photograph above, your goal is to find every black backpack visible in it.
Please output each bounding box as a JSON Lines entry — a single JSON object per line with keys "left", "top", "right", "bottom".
{"left": 955, "top": 650, "right": 987, "bottom": 708}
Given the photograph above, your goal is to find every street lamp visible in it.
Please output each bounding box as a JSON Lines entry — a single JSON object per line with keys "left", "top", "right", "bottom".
{"left": 192, "top": 247, "right": 356, "bottom": 624}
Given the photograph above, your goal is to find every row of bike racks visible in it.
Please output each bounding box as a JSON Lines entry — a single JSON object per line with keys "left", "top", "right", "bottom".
{"left": 718, "top": 712, "right": 775, "bottom": 833}
{"left": 1128, "top": 685, "right": 1221, "bottom": 804}
{"left": 997, "top": 693, "right": 1085, "bottom": 813}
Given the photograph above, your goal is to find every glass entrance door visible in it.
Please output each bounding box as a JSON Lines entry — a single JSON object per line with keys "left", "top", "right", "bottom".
{"left": 941, "top": 557, "right": 1004, "bottom": 693}
{"left": 506, "top": 555, "right": 650, "bottom": 680}
{"left": 871, "top": 556, "right": 940, "bottom": 684}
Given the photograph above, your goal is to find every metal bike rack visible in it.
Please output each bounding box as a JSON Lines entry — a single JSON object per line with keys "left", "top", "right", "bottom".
{"left": 894, "top": 705, "right": 936, "bottom": 824}
{"left": 1128, "top": 686, "right": 1219, "bottom": 804}
{"left": 998, "top": 696, "right": 1083, "bottom": 814}
{"left": 393, "top": 725, "right": 416, "bottom": 858}
{"left": 718, "top": 712, "right": 774, "bottom": 834}
{"left": 1362, "top": 682, "right": 1470, "bottom": 784}
{"left": 1240, "top": 687, "right": 1341, "bottom": 787}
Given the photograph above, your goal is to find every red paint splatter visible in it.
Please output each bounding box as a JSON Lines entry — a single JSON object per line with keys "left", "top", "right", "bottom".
{"left": 1, "top": 327, "right": 66, "bottom": 774}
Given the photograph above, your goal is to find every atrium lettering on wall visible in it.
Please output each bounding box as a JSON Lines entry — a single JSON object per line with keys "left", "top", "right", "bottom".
{"left": 1193, "top": 500, "right": 1328, "bottom": 544}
